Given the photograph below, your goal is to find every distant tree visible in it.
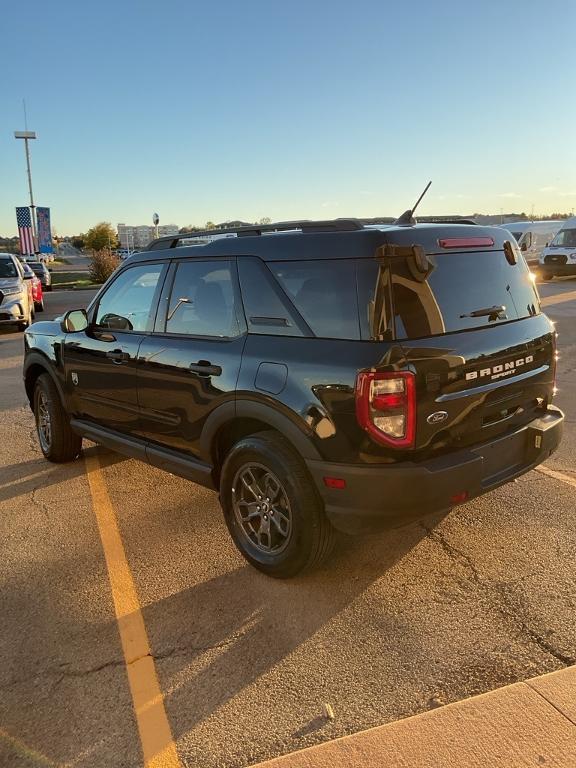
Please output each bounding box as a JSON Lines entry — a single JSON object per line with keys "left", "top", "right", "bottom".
{"left": 258, "top": 217, "right": 272, "bottom": 225}
{"left": 72, "top": 236, "right": 85, "bottom": 249}
{"left": 84, "top": 222, "right": 118, "bottom": 252}
{"left": 205, "top": 221, "right": 216, "bottom": 230}
{"left": 0, "top": 236, "right": 19, "bottom": 254}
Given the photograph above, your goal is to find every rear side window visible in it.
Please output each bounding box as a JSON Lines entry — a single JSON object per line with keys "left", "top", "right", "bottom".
{"left": 270, "top": 260, "right": 360, "bottom": 340}
{"left": 390, "top": 250, "right": 540, "bottom": 340}
{"left": 165, "top": 260, "right": 242, "bottom": 338}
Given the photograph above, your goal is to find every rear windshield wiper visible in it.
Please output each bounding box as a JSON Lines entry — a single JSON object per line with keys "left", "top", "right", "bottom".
{"left": 460, "top": 305, "right": 506, "bottom": 320}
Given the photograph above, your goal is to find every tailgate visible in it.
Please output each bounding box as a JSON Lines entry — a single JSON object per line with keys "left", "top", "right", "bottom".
{"left": 400, "top": 314, "right": 556, "bottom": 452}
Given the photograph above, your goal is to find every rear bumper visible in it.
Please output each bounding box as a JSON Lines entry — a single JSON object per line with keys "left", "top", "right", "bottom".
{"left": 306, "top": 406, "right": 564, "bottom": 534}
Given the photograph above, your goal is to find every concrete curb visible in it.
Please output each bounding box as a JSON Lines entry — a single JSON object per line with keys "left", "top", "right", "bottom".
{"left": 250, "top": 666, "right": 576, "bottom": 768}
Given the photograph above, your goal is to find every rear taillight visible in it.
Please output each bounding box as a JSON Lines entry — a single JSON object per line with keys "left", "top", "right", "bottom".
{"left": 355, "top": 371, "right": 416, "bottom": 448}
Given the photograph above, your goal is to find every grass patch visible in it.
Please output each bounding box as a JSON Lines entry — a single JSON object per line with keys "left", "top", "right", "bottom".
{"left": 51, "top": 272, "right": 100, "bottom": 290}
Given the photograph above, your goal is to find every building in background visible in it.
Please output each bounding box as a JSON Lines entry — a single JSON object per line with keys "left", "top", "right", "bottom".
{"left": 117, "top": 223, "right": 179, "bottom": 249}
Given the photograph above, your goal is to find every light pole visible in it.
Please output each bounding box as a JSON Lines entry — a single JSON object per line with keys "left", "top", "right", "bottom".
{"left": 14, "top": 130, "right": 38, "bottom": 251}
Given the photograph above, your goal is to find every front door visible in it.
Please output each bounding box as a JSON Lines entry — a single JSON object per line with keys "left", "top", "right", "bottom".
{"left": 64, "top": 261, "right": 167, "bottom": 434}
{"left": 135, "top": 258, "right": 246, "bottom": 459}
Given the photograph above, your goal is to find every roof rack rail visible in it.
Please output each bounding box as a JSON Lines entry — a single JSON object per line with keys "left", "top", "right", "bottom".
{"left": 146, "top": 218, "right": 365, "bottom": 250}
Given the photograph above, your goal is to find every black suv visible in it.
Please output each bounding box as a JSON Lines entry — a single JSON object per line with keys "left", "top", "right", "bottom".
{"left": 23, "top": 219, "right": 563, "bottom": 577}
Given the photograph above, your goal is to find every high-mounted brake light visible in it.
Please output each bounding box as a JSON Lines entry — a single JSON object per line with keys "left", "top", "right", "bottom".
{"left": 355, "top": 371, "right": 416, "bottom": 448}
{"left": 438, "top": 237, "right": 495, "bottom": 249}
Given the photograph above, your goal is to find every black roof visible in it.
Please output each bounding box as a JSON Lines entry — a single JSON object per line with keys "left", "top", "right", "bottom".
{"left": 129, "top": 219, "right": 512, "bottom": 264}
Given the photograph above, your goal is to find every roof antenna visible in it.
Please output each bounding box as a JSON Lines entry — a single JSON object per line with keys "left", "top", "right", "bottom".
{"left": 394, "top": 181, "right": 432, "bottom": 226}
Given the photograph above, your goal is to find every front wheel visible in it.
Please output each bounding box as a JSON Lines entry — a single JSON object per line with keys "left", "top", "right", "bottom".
{"left": 540, "top": 272, "right": 553, "bottom": 281}
{"left": 220, "top": 431, "right": 336, "bottom": 578}
{"left": 34, "top": 373, "right": 82, "bottom": 462}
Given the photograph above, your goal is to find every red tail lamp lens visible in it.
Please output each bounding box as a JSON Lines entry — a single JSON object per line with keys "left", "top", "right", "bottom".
{"left": 355, "top": 371, "right": 416, "bottom": 448}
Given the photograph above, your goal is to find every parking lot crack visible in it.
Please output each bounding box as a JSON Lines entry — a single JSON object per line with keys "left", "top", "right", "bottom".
{"left": 420, "top": 523, "right": 482, "bottom": 584}
{"left": 30, "top": 486, "right": 50, "bottom": 519}
{"left": 420, "top": 523, "right": 576, "bottom": 667}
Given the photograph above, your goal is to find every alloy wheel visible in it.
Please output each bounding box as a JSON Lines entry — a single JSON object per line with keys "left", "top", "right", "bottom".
{"left": 231, "top": 463, "right": 292, "bottom": 554}
{"left": 37, "top": 391, "right": 52, "bottom": 452}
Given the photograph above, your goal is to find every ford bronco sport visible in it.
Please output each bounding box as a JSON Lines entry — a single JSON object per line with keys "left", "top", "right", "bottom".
{"left": 24, "top": 218, "right": 563, "bottom": 577}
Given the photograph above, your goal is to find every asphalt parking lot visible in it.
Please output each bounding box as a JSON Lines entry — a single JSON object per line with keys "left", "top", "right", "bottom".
{"left": 1, "top": 282, "right": 576, "bottom": 768}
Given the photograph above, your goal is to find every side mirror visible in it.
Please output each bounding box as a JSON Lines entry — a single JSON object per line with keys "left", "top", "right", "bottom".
{"left": 23, "top": 272, "right": 33, "bottom": 280}
{"left": 520, "top": 242, "right": 527, "bottom": 252}
{"left": 61, "top": 309, "right": 89, "bottom": 333}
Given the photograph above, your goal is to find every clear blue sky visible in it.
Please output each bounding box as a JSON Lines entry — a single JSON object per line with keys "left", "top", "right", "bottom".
{"left": 1, "top": 0, "right": 575, "bottom": 236}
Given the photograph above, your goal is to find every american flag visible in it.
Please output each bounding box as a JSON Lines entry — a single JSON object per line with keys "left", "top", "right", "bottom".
{"left": 16, "top": 207, "right": 35, "bottom": 255}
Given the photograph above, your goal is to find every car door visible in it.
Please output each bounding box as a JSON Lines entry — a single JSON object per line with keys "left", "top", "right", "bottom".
{"left": 64, "top": 261, "right": 167, "bottom": 433}
{"left": 135, "top": 258, "right": 246, "bottom": 460}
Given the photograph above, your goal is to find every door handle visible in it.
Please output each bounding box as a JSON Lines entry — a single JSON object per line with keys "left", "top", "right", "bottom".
{"left": 106, "top": 349, "right": 130, "bottom": 363}
{"left": 188, "top": 360, "right": 222, "bottom": 377}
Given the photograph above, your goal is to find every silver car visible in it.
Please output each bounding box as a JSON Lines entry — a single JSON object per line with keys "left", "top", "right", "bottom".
{"left": 0, "top": 253, "right": 34, "bottom": 331}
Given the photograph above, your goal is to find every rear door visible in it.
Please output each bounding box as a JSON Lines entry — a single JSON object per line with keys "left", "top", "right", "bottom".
{"left": 387, "top": 248, "right": 555, "bottom": 452}
{"left": 135, "top": 258, "right": 246, "bottom": 460}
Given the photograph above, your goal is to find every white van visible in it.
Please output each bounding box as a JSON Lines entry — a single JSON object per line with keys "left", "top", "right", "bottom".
{"left": 501, "top": 220, "right": 564, "bottom": 266}
{"left": 538, "top": 217, "right": 576, "bottom": 280}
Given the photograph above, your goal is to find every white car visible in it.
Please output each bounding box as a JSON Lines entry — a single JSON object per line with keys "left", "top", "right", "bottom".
{"left": 538, "top": 218, "right": 576, "bottom": 280}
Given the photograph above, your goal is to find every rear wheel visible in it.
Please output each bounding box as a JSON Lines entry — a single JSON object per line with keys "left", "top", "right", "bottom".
{"left": 34, "top": 373, "right": 82, "bottom": 462}
{"left": 220, "top": 431, "right": 336, "bottom": 578}
{"left": 35, "top": 299, "right": 45, "bottom": 312}
{"left": 541, "top": 273, "right": 553, "bottom": 281}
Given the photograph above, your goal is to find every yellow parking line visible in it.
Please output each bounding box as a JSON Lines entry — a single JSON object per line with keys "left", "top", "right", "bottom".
{"left": 535, "top": 464, "right": 576, "bottom": 490}
{"left": 85, "top": 453, "right": 182, "bottom": 768}
{"left": 540, "top": 289, "right": 576, "bottom": 308}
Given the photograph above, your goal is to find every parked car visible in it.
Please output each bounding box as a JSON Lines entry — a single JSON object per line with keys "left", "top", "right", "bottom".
{"left": 501, "top": 221, "right": 564, "bottom": 267}
{"left": 23, "top": 219, "right": 563, "bottom": 577}
{"left": 538, "top": 217, "right": 576, "bottom": 280}
{"left": 27, "top": 260, "right": 53, "bottom": 291}
{"left": 21, "top": 263, "right": 44, "bottom": 312}
{"left": 0, "top": 252, "right": 35, "bottom": 330}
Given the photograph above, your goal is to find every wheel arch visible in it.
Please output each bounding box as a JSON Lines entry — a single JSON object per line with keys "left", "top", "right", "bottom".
{"left": 24, "top": 353, "right": 65, "bottom": 411}
{"left": 203, "top": 400, "right": 322, "bottom": 484}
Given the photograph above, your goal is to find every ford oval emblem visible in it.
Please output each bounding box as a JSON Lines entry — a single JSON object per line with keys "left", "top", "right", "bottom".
{"left": 427, "top": 410, "right": 448, "bottom": 425}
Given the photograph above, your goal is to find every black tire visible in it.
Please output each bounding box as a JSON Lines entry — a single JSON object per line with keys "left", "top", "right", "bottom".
{"left": 35, "top": 299, "right": 45, "bottom": 312}
{"left": 47, "top": 284, "right": 53, "bottom": 292}
{"left": 33, "top": 373, "right": 82, "bottom": 462}
{"left": 541, "top": 273, "right": 553, "bottom": 281}
{"left": 220, "top": 431, "right": 336, "bottom": 578}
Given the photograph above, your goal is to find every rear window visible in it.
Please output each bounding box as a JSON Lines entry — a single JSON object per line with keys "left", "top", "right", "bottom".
{"left": 388, "top": 250, "right": 540, "bottom": 340}
{"left": 270, "top": 260, "right": 361, "bottom": 339}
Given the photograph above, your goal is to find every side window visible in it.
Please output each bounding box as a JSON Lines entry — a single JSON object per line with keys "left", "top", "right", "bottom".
{"left": 95, "top": 263, "right": 164, "bottom": 332}
{"left": 269, "top": 260, "right": 361, "bottom": 340}
{"left": 237, "top": 258, "right": 308, "bottom": 337}
{"left": 165, "top": 260, "right": 241, "bottom": 338}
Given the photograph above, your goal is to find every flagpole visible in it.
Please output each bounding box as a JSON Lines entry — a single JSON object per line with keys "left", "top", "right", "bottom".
{"left": 24, "top": 138, "right": 38, "bottom": 250}
{"left": 14, "top": 130, "right": 38, "bottom": 252}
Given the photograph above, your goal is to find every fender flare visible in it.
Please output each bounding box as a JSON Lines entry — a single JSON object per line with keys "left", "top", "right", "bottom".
{"left": 200, "top": 399, "right": 323, "bottom": 463}
{"left": 23, "top": 351, "right": 66, "bottom": 409}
